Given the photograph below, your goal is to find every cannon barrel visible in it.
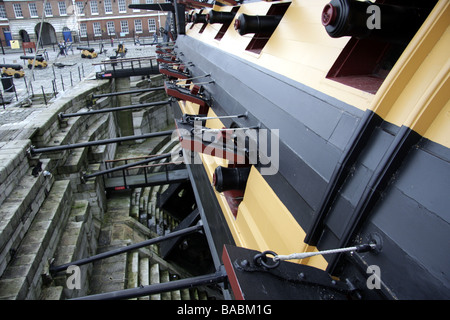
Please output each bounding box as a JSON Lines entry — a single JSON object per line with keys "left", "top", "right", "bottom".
{"left": 0, "top": 64, "right": 23, "bottom": 70}
{"left": 192, "top": 13, "right": 207, "bottom": 24}
{"left": 234, "top": 13, "right": 283, "bottom": 36}
{"left": 206, "top": 10, "right": 236, "bottom": 24}
{"left": 321, "top": 0, "right": 431, "bottom": 45}
{"left": 213, "top": 166, "right": 251, "bottom": 193}
{"left": 77, "top": 46, "right": 95, "bottom": 52}
{"left": 20, "top": 55, "right": 45, "bottom": 61}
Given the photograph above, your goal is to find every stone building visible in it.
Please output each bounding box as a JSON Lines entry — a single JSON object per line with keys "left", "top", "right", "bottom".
{"left": 0, "top": 0, "right": 167, "bottom": 46}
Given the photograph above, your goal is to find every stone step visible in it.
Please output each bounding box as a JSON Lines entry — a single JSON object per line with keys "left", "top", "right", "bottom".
{"left": 138, "top": 256, "right": 149, "bottom": 300}
{"left": 39, "top": 286, "right": 64, "bottom": 300}
{"left": 126, "top": 251, "right": 139, "bottom": 300}
{"left": 0, "top": 179, "right": 72, "bottom": 300}
{"left": 0, "top": 158, "right": 53, "bottom": 277}
{"left": 58, "top": 114, "right": 111, "bottom": 175}
{"left": 0, "top": 140, "right": 32, "bottom": 207}
{"left": 149, "top": 262, "right": 161, "bottom": 300}
{"left": 50, "top": 200, "right": 92, "bottom": 299}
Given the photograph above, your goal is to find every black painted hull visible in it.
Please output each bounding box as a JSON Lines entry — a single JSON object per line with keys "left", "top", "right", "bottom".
{"left": 170, "top": 33, "right": 450, "bottom": 299}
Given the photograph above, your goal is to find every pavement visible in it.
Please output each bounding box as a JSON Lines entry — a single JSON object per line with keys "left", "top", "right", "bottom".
{"left": 0, "top": 39, "right": 159, "bottom": 117}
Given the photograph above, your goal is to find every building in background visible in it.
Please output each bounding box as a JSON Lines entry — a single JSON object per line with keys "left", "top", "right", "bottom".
{"left": 0, "top": 0, "right": 167, "bottom": 47}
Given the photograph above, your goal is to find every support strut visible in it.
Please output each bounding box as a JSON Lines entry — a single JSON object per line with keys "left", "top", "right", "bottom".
{"left": 30, "top": 130, "right": 174, "bottom": 155}
{"left": 71, "top": 268, "right": 227, "bottom": 300}
{"left": 82, "top": 152, "right": 173, "bottom": 180}
{"left": 59, "top": 100, "right": 171, "bottom": 119}
{"left": 50, "top": 224, "right": 203, "bottom": 274}
{"left": 92, "top": 86, "right": 165, "bottom": 99}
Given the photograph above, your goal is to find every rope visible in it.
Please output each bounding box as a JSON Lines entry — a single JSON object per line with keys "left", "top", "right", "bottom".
{"left": 273, "top": 244, "right": 376, "bottom": 262}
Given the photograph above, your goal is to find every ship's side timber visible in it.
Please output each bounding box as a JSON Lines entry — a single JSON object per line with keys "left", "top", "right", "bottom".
{"left": 318, "top": 0, "right": 450, "bottom": 298}
{"left": 175, "top": 0, "right": 450, "bottom": 299}
{"left": 174, "top": 27, "right": 365, "bottom": 269}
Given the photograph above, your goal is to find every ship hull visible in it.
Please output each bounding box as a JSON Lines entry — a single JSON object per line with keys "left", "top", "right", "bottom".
{"left": 167, "top": 0, "right": 450, "bottom": 299}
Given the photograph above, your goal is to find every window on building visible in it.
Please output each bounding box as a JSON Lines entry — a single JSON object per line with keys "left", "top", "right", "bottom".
{"left": 148, "top": 19, "right": 156, "bottom": 32}
{"left": 145, "top": 0, "right": 154, "bottom": 3}
{"left": 58, "top": 1, "right": 67, "bottom": 15}
{"left": 93, "top": 22, "right": 102, "bottom": 36}
{"left": 80, "top": 23, "right": 87, "bottom": 37}
{"left": 132, "top": 0, "right": 140, "bottom": 12}
{"left": 0, "top": 5, "right": 6, "bottom": 19}
{"left": 107, "top": 21, "right": 115, "bottom": 35}
{"left": 13, "top": 4, "right": 23, "bottom": 18}
{"left": 76, "top": 2, "right": 85, "bottom": 15}
{"left": 118, "top": 0, "right": 126, "bottom": 13}
{"left": 44, "top": 2, "right": 53, "bottom": 17}
{"left": 29, "top": 3, "right": 38, "bottom": 17}
{"left": 104, "top": 0, "right": 112, "bottom": 14}
{"left": 120, "top": 20, "right": 129, "bottom": 34}
{"left": 135, "top": 19, "right": 143, "bottom": 33}
{"left": 90, "top": 0, "right": 98, "bottom": 15}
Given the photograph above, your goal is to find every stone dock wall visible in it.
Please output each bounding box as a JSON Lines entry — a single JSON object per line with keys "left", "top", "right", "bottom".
{"left": 0, "top": 71, "right": 173, "bottom": 299}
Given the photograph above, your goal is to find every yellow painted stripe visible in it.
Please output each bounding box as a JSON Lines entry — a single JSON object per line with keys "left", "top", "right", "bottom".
{"left": 369, "top": 0, "right": 450, "bottom": 147}
{"left": 186, "top": 0, "right": 373, "bottom": 111}
{"left": 176, "top": 101, "right": 327, "bottom": 269}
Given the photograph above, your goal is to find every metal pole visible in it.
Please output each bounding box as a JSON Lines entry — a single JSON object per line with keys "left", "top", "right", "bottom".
{"left": 30, "top": 130, "right": 173, "bottom": 154}
{"left": 41, "top": 86, "right": 47, "bottom": 105}
{"left": 71, "top": 269, "right": 227, "bottom": 300}
{"left": 92, "top": 86, "right": 164, "bottom": 98}
{"left": 50, "top": 224, "right": 203, "bottom": 274}
{"left": 83, "top": 153, "right": 172, "bottom": 180}
{"left": 59, "top": 100, "right": 170, "bottom": 119}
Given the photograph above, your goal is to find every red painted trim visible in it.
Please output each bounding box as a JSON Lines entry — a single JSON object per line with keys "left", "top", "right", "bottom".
{"left": 222, "top": 245, "right": 245, "bottom": 300}
{"left": 159, "top": 67, "right": 189, "bottom": 79}
{"left": 164, "top": 83, "right": 208, "bottom": 107}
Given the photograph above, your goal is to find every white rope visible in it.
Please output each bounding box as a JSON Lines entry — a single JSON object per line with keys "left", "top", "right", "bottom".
{"left": 273, "top": 244, "right": 376, "bottom": 262}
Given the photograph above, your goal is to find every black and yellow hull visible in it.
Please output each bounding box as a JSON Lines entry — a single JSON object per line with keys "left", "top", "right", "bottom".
{"left": 166, "top": 0, "right": 449, "bottom": 299}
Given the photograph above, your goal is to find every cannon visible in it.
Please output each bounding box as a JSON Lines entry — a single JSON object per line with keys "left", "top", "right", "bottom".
{"left": 321, "top": 0, "right": 432, "bottom": 45}
{"left": 77, "top": 46, "right": 98, "bottom": 59}
{"left": 0, "top": 64, "right": 25, "bottom": 78}
{"left": 206, "top": 10, "right": 236, "bottom": 25}
{"left": 114, "top": 42, "right": 127, "bottom": 58}
{"left": 234, "top": 13, "right": 283, "bottom": 36}
{"left": 20, "top": 55, "right": 48, "bottom": 69}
